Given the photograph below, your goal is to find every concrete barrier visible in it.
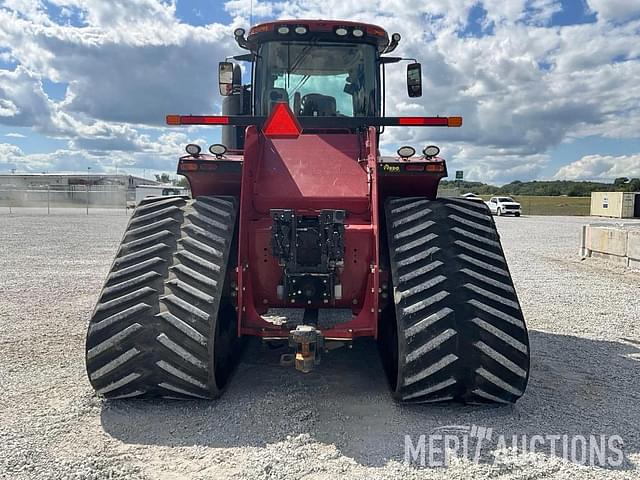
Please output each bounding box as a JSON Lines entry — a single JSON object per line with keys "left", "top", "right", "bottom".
{"left": 580, "top": 224, "right": 640, "bottom": 270}
{"left": 628, "top": 230, "right": 640, "bottom": 270}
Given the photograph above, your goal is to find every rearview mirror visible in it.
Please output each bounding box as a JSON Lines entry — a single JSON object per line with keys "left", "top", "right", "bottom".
{"left": 407, "top": 62, "right": 422, "bottom": 98}
{"left": 218, "top": 62, "right": 234, "bottom": 96}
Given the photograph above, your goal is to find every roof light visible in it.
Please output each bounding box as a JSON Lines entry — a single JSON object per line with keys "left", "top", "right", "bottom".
{"left": 367, "top": 26, "right": 387, "bottom": 37}
{"left": 397, "top": 146, "right": 415, "bottom": 159}
{"left": 447, "top": 116, "right": 463, "bottom": 127}
{"left": 336, "top": 27, "right": 348, "bottom": 36}
{"left": 294, "top": 26, "right": 308, "bottom": 35}
{"left": 249, "top": 24, "right": 271, "bottom": 35}
{"left": 234, "top": 28, "right": 245, "bottom": 37}
{"left": 392, "top": 33, "right": 401, "bottom": 42}
{"left": 166, "top": 115, "right": 230, "bottom": 125}
{"left": 352, "top": 28, "right": 364, "bottom": 37}
{"left": 277, "top": 26, "right": 290, "bottom": 34}
{"left": 185, "top": 144, "right": 201, "bottom": 156}
{"left": 209, "top": 144, "right": 227, "bottom": 157}
{"left": 263, "top": 103, "right": 302, "bottom": 138}
{"left": 423, "top": 145, "right": 440, "bottom": 157}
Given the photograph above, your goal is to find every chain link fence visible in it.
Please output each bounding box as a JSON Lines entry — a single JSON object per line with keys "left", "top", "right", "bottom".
{"left": 0, "top": 185, "right": 131, "bottom": 214}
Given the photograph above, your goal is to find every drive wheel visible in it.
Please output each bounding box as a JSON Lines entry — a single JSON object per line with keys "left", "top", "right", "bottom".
{"left": 85, "top": 196, "right": 241, "bottom": 399}
{"left": 381, "top": 197, "right": 530, "bottom": 404}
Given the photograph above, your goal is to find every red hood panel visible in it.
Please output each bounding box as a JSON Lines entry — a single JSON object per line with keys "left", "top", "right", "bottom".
{"left": 252, "top": 133, "right": 368, "bottom": 212}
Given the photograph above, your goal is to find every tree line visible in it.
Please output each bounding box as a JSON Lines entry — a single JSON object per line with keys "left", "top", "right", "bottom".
{"left": 441, "top": 178, "right": 640, "bottom": 196}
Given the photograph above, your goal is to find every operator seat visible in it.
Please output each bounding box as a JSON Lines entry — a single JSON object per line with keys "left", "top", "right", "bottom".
{"left": 299, "top": 94, "right": 337, "bottom": 116}
{"left": 266, "top": 88, "right": 289, "bottom": 113}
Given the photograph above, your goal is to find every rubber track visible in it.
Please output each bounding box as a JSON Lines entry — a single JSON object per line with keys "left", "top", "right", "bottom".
{"left": 384, "top": 197, "right": 530, "bottom": 404}
{"left": 85, "top": 195, "right": 238, "bottom": 399}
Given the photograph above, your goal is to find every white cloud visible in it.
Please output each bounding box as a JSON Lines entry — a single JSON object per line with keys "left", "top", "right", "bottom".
{"left": 225, "top": 0, "right": 276, "bottom": 19}
{"left": 5, "top": 132, "right": 26, "bottom": 137}
{"left": 0, "top": 66, "right": 55, "bottom": 128}
{"left": 0, "top": 142, "right": 23, "bottom": 156}
{"left": 0, "top": 6, "right": 236, "bottom": 125}
{"left": 585, "top": 0, "right": 640, "bottom": 23}
{"left": 554, "top": 154, "right": 640, "bottom": 180}
{"left": 441, "top": 145, "right": 550, "bottom": 183}
{"left": 0, "top": 0, "right": 238, "bottom": 172}
{"left": 0, "top": 98, "right": 19, "bottom": 117}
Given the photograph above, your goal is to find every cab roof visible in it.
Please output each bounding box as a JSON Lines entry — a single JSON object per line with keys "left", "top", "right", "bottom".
{"left": 247, "top": 20, "right": 390, "bottom": 51}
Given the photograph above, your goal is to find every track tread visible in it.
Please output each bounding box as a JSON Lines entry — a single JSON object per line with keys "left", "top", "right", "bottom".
{"left": 86, "top": 196, "right": 239, "bottom": 400}
{"left": 383, "top": 197, "right": 530, "bottom": 404}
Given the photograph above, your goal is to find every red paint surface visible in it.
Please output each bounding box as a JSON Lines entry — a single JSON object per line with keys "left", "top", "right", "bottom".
{"left": 176, "top": 129, "right": 446, "bottom": 340}
{"left": 236, "top": 126, "right": 380, "bottom": 339}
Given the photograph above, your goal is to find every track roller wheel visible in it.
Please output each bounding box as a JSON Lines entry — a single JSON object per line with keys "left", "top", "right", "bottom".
{"left": 85, "top": 195, "right": 241, "bottom": 399}
{"left": 380, "top": 197, "right": 530, "bottom": 404}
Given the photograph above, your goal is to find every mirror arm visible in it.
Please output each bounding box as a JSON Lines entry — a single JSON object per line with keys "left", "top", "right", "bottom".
{"left": 380, "top": 57, "right": 419, "bottom": 65}
{"left": 230, "top": 53, "right": 255, "bottom": 62}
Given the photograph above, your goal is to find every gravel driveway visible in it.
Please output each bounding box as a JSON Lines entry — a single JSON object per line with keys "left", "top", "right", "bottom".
{"left": 1, "top": 209, "right": 639, "bottom": 479}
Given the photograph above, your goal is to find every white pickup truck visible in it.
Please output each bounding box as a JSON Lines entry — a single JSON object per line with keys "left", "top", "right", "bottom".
{"left": 485, "top": 196, "right": 522, "bottom": 216}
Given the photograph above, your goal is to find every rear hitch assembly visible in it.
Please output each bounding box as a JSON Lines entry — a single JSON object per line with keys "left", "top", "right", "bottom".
{"left": 282, "top": 325, "right": 324, "bottom": 373}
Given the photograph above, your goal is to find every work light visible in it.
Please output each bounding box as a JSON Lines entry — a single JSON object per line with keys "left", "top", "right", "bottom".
{"left": 423, "top": 145, "right": 440, "bottom": 158}
{"left": 185, "top": 144, "right": 201, "bottom": 156}
{"left": 209, "top": 144, "right": 227, "bottom": 157}
{"left": 397, "top": 146, "right": 415, "bottom": 158}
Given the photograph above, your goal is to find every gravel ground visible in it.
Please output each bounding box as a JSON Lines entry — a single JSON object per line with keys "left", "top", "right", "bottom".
{"left": 0, "top": 210, "right": 639, "bottom": 479}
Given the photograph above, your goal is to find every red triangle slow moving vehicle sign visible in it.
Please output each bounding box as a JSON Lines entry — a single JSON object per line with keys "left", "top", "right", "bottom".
{"left": 263, "top": 102, "right": 302, "bottom": 138}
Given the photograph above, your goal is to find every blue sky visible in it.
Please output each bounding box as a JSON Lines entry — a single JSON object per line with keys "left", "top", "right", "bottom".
{"left": 0, "top": 0, "right": 639, "bottom": 184}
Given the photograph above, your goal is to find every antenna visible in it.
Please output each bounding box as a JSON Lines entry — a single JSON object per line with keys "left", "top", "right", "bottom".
{"left": 250, "top": 0, "right": 253, "bottom": 25}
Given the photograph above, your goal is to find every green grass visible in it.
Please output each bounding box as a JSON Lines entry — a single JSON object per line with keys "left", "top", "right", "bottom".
{"left": 479, "top": 195, "right": 591, "bottom": 216}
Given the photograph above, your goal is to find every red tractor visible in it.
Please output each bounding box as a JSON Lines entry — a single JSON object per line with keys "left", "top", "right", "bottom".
{"left": 85, "top": 20, "right": 530, "bottom": 404}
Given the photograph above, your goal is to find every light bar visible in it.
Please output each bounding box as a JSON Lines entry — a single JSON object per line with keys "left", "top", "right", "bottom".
{"left": 398, "top": 117, "right": 462, "bottom": 127}
{"left": 167, "top": 115, "right": 230, "bottom": 125}
{"left": 166, "top": 114, "right": 463, "bottom": 128}
{"left": 398, "top": 117, "right": 447, "bottom": 126}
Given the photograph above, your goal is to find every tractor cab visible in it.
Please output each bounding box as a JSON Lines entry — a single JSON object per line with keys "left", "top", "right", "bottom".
{"left": 218, "top": 20, "right": 419, "bottom": 148}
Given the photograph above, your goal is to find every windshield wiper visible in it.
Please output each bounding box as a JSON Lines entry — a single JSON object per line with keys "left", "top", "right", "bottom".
{"left": 291, "top": 74, "right": 310, "bottom": 95}
{"left": 286, "top": 40, "right": 318, "bottom": 86}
